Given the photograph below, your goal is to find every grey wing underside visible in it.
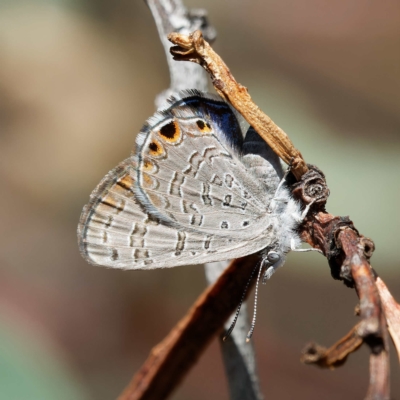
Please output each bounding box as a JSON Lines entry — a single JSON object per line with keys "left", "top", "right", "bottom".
{"left": 78, "top": 158, "right": 270, "bottom": 270}
{"left": 78, "top": 91, "right": 283, "bottom": 270}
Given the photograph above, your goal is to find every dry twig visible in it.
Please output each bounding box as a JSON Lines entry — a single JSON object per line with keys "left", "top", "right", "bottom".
{"left": 301, "top": 324, "right": 364, "bottom": 369}
{"left": 168, "top": 30, "right": 308, "bottom": 179}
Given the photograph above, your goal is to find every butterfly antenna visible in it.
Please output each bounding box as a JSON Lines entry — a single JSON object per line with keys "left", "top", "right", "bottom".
{"left": 246, "top": 261, "right": 264, "bottom": 342}
{"left": 223, "top": 261, "right": 261, "bottom": 341}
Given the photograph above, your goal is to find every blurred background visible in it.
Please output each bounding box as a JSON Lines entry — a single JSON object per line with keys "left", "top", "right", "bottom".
{"left": 0, "top": 0, "right": 399, "bottom": 399}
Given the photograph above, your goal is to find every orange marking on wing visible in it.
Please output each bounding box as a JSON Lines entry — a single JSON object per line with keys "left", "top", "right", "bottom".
{"left": 142, "top": 173, "right": 158, "bottom": 190}
{"left": 100, "top": 195, "right": 124, "bottom": 213}
{"left": 117, "top": 174, "right": 134, "bottom": 190}
{"left": 143, "top": 158, "right": 155, "bottom": 172}
{"left": 148, "top": 139, "right": 165, "bottom": 157}
{"left": 196, "top": 119, "right": 212, "bottom": 133}
{"left": 158, "top": 119, "right": 181, "bottom": 143}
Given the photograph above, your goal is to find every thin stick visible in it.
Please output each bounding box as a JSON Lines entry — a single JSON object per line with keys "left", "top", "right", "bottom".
{"left": 301, "top": 323, "right": 364, "bottom": 368}
{"left": 168, "top": 30, "right": 308, "bottom": 179}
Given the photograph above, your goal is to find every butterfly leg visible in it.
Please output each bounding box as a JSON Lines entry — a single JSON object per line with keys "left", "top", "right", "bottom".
{"left": 290, "top": 237, "right": 323, "bottom": 254}
{"left": 268, "top": 182, "right": 290, "bottom": 213}
{"left": 272, "top": 197, "right": 288, "bottom": 203}
{"left": 273, "top": 166, "right": 292, "bottom": 198}
{"left": 291, "top": 198, "right": 317, "bottom": 223}
{"left": 300, "top": 199, "right": 316, "bottom": 220}
{"left": 268, "top": 165, "right": 293, "bottom": 212}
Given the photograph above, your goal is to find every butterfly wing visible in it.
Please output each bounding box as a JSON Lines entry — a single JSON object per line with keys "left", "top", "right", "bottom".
{"left": 134, "top": 91, "right": 275, "bottom": 238}
{"left": 78, "top": 158, "right": 272, "bottom": 269}
{"left": 78, "top": 91, "right": 280, "bottom": 269}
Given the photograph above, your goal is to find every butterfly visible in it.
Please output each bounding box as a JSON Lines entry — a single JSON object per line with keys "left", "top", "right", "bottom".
{"left": 78, "top": 90, "right": 312, "bottom": 283}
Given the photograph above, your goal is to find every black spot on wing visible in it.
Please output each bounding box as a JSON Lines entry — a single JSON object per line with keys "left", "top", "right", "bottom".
{"left": 167, "top": 91, "right": 244, "bottom": 153}
{"left": 175, "top": 231, "right": 186, "bottom": 256}
{"left": 201, "top": 183, "right": 213, "bottom": 206}
{"left": 196, "top": 120, "right": 205, "bottom": 129}
{"left": 160, "top": 120, "right": 176, "bottom": 139}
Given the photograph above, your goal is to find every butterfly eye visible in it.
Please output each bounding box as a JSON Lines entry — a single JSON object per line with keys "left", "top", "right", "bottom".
{"left": 267, "top": 252, "right": 280, "bottom": 264}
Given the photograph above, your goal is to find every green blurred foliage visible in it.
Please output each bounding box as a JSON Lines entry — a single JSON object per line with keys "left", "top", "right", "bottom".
{"left": 0, "top": 314, "right": 88, "bottom": 400}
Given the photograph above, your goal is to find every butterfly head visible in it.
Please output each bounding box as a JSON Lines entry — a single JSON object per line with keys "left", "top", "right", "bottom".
{"left": 260, "top": 248, "right": 284, "bottom": 281}
{"left": 261, "top": 250, "right": 282, "bottom": 282}
{"left": 266, "top": 250, "right": 282, "bottom": 266}
{"left": 261, "top": 197, "right": 303, "bottom": 282}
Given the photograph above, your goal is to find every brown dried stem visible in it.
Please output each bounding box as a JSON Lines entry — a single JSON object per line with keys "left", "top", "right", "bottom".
{"left": 118, "top": 255, "right": 259, "bottom": 400}
{"left": 294, "top": 171, "right": 392, "bottom": 398}
{"left": 301, "top": 323, "right": 364, "bottom": 369}
{"left": 168, "top": 30, "right": 308, "bottom": 179}
{"left": 300, "top": 220, "right": 391, "bottom": 399}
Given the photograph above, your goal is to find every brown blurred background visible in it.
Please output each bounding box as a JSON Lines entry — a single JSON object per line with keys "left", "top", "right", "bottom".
{"left": 0, "top": 1, "right": 399, "bottom": 399}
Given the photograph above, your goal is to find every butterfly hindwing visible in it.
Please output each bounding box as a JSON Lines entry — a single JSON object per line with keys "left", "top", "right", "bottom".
{"left": 78, "top": 91, "right": 280, "bottom": 269}
{"left": 78, "top": 158, "right": 269, "bottom": 269}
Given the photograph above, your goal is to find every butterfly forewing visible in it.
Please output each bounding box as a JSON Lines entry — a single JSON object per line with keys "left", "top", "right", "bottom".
{"left": 135, "top": 92, "right": 272, "bottom": 237}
